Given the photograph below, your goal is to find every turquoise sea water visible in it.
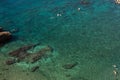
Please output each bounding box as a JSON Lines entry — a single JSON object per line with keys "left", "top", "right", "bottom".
{"left": 0, "top": 0, "right": 120, "bottom": 80}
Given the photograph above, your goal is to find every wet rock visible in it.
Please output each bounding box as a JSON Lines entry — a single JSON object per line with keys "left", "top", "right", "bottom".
{"left": 31, "top": 66, "right": 39, "bottom": 72}
{"left": 63, "top": 62, "right": 78, "bottom": 69}
{"left": 0, "top": 31, "right": 12, "bottom": 44}
{"left": 5, "top": 59, "right": 16, "bottom": 65}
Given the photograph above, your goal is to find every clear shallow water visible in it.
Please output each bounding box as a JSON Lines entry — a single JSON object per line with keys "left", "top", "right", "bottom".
{"left": 0, "top": 0, "right": 120, "bottom": 80}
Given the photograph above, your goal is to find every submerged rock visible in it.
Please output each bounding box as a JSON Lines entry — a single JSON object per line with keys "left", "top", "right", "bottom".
{"left": 31, "top": 45, "right": 53, "bottom": 63}
{"left": 31, "top": 52, "right": 43, "bottom": 63}
{"left": 9, "top": 44, "right": 39, "bottom": 60}
{"left": 6, "top": 44, "right": 54, "bottom": 68}
{"left": 5, "top": 58, "right": 16, "bottom": 65}
{"left": 31, "top": 66, "right": 39, "bottom": 72}
{"left": 63, "top": 62, "right": 78, "bottom": 69}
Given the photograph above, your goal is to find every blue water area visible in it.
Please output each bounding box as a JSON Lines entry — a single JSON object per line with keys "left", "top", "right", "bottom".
{"left": 0, "top": 0, "right": 120, "bottom": 80}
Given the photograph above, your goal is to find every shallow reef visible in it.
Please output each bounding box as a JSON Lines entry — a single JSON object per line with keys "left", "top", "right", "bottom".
{"left": 0, "top": 0, "right": 120, "bottom": 80}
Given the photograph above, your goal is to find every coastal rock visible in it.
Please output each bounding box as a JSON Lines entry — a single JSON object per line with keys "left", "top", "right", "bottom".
{"left": 0, "top": 31, "right": 12, "bottom": 44}
{"left": 0, "top": 27, "right": 12, "bottom": 44}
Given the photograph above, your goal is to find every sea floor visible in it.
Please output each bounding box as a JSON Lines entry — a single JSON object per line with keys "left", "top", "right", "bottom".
{"left": 0, "top": 0, "right": 120, "bottom": 80}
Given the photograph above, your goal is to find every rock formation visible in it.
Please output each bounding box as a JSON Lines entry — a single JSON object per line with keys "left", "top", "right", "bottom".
{"left": 0, "top": 27, "right": 12, "bottom": 44}
{"left": 9, "top": 44, "right": 39, "bottom": 61}
{"left": 6, "top": 44, "right": 53, "bottom": 65}
{"left": 30, "top": 45, "right": 53, "bottom": 63}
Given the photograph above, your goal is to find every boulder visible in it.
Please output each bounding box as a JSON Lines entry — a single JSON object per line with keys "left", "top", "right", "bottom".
{"left": 0, "top": 31, "right": 12, "bottom": 44}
